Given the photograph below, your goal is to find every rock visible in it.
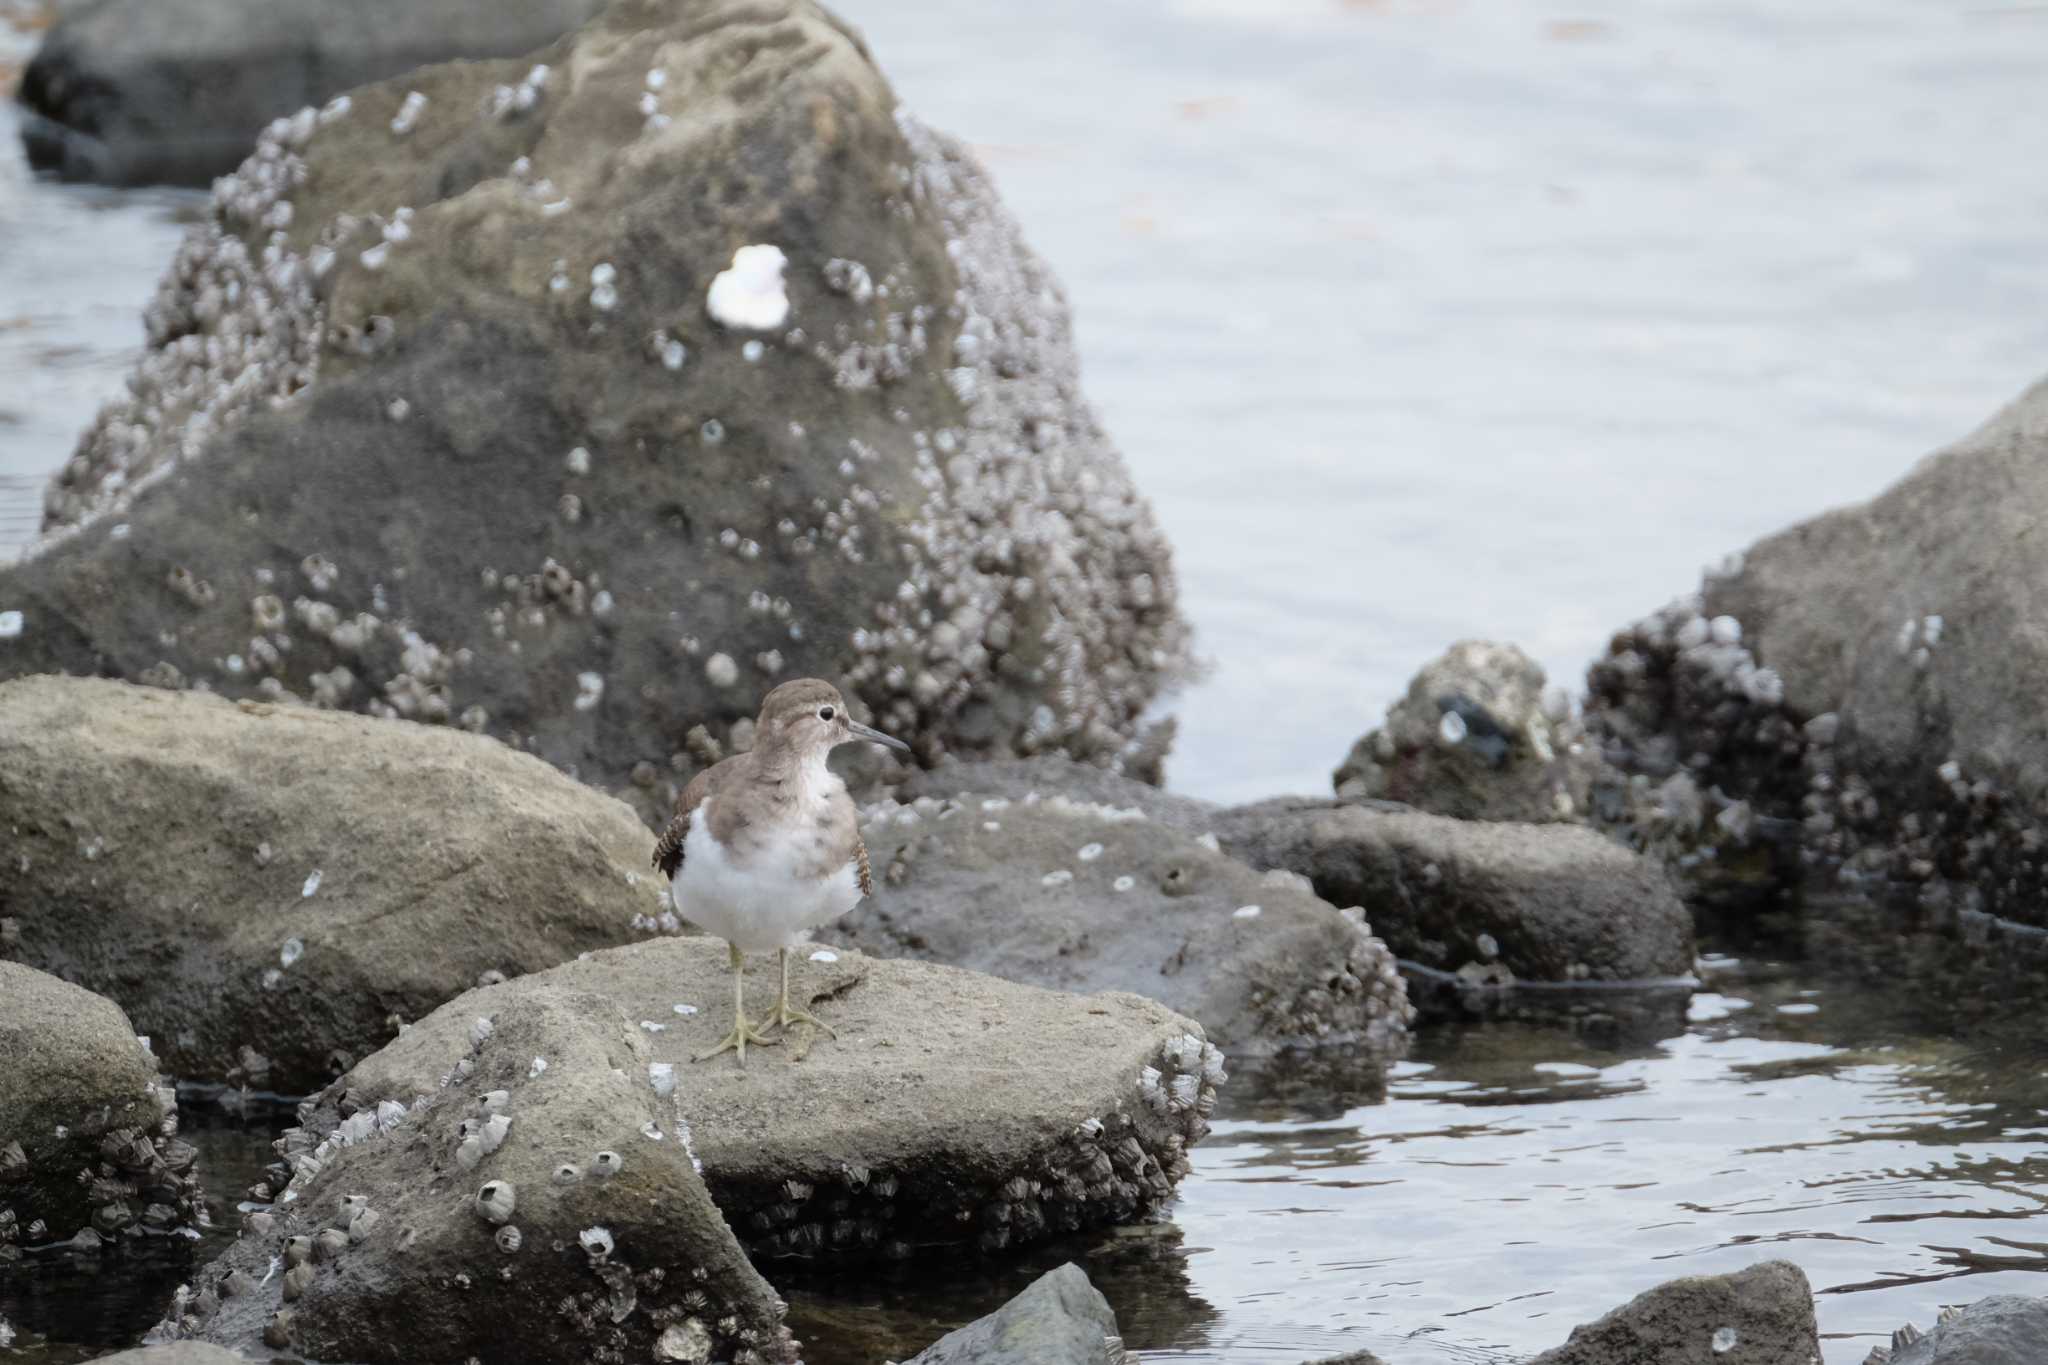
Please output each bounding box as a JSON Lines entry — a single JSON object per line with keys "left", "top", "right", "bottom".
{"left": 0, "top": 675, "right": 663, "bottom": 1090}
{"left": 1886, "top": 1296, "right": 2048, "bottom": 1365}
{"left": 892, "top": 754, "right": 1217, "bottom": 830}
{"left": 1526, "top": 1260, "right": 1818, "bottom": 1365}
{"left": 903, "top": 1262, "right": 1121, "bottom": 1365}
{"left": 0, "top": 961, "right": 200, "bottom": 1243}
{"left": 1211, "top": 798, "right": 1695, "bottom": 1027}
{"left": 4, "top": 0, "right": 1190, "bottom": 820}
{"left": 91, "top": 1346, "right": 251, "bottom": 1365}
{"left": 180, "top": 962, "right": 796, "bottom": 1365}
{"left": 838, "top": 789, "right": 1412, "bottom": 1052}
{"left": 201, "top": 937, "right": 1217, "bottom": 1319}
{"left": 1333, "top": 640, "right": 1599, "bottom": 823}
{"left": 17, "top": 0, "right": 605, "bottom": 185}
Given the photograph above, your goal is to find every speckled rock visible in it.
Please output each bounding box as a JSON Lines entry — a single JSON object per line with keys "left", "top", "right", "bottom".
{"left": 903, "top": 1262, "right": 1121, "bottom": 1365}
{"left": 1211, "top": 798, "right": 1695, "bottom": 1025}
{"left": 1885, "top": 1296, "right": 2048, "bottom": 1365}
{"left": 1525, "top": 1260, "right": 1818, "bottom": 1365}
{"left": 0, "top": 961, "right": 200, "bottom": 1246}
{"left": 87, "top": 1345, "right": 250, "bottom": 1365}
{"left": 835, "top": 790, "right": 1412, "bottom": 1053}
{"left": 1584, "top": 376, "right": 2048, "bottom": 1015}
{"left": 170, "top": 970, "right": 796, "bottom": 1365}
{"left": 17, "top": 0, "right": 605, "bottom": 185}
{"left": 0, "top": 675, "right": 665, "bottom": 1090}
{"left": 4, "top": 0, "right": 1189, "bottom": 822}
{"left": 1334, "top": 640, "right": 1606, "bottom": 824}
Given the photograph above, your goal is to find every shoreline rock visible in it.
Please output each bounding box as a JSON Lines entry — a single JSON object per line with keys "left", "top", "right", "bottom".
{"left": 901, "top": 1262, "right": 1121, "bottom": 1365}
{"left": 1527, "top": 1260, "right": 1819, "bottom": 1365}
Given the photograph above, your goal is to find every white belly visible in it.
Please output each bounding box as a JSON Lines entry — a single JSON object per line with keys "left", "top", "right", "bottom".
{"left": 668, "top": 799, "right": 865, "bottom": 953}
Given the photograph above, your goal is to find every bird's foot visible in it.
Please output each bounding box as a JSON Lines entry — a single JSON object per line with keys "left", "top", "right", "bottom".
{"left": 760, "top": 998, "right": 838, "bottom": 1041}
{"left": 692, "top": 1015, "right": 781, "bottom": 1066}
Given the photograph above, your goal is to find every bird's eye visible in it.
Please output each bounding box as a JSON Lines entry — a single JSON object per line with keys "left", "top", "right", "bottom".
{"left": 818, "top": 705, "right": 835, "bottom": 720}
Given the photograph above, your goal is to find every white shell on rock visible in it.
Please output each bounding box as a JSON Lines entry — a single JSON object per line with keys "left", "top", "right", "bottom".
{"left": 705, "top": 244, "right": 789, "bottom": 330}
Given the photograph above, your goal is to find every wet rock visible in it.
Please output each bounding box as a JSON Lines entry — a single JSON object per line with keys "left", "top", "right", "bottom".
{"left": 180, "top": 974, "right": 795, "bottom": 1365}
{"left": 838, "top": 790, "right": 1412, "bottom": 1052}
{"left": 903, "top": 1262, "right": 1121, "bottom": 1365}
{"left": 96, "top": 1345, "right": 252, "bottom": 1364}
{"left": 5, "top": 0, "right": 1190, "bottom": 820}
{"left": 1525, "top": 1259, "right": 1818, "bottom": 1365}
{"left": 0, "top": 961, "right": 199, "bottom": 1243}
{"left": 0, "top": 676, "right": 662, "bottom": 1089}
{"left": 1886, "top": 1295, "right": 2048, "bottom": 1365}
{"left": 17, "top": 0, "right": 606, "bottom": 185}
{"left": 1211, "top": 798, "right": 1695, "bottom": 1027}
{"left": 1334, "top": 640, "right": 1601, "bottom": 823}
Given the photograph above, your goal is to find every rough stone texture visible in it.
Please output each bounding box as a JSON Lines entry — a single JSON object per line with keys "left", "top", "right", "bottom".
{"left": 836, "top": 790, "right": 1412, "bottom": 1053}
{"left": 1887, "top": 1296, "right": 2048, "bottom": 1365}
{"left": 891, "top": 754, "right": 1216, "bottom": 829}
{"left": 903, "top": 1262, "right": 1120, "bottom": 1365}
{"left": 3, "top": 0, "right": 1190, "bottom": 823}
{"left": 1526, "top": 1260, "right": 1819, "bottom": 1365}
{"left": 0, "top": 961, "right": 200, "bottom": 1246}
{"left": 17, "top": 0, "right": 605, "bottom": 185}
{"left": 91, "top": 1346, "right": 251, "bottom": 1365}
{"left": 1334, "top": 640, "right": 1599, "bottom": 824}
{"left": 166, "top": 965, "right": 797, "bottom": 1364}
{"left": 0, "top": 676, "right": 665, "bottom": 1091}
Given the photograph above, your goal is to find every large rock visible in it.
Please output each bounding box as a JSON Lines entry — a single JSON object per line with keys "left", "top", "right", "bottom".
{"left": 16, "top": 0, "right": 605, "bottom": 185}
{"left": 1888, "top": 1296, "right": 2048, "bottom": 1365}
{"left": 0, "top": 961, "right": 200, "bottom": 1246}
{"left": 904, "top": 1263, "right": 1121, "bottom": 1365}
{"left": 838, "top": 790, "right": 1412, "bottom": 1052}
{"left": 1213, "top": 798, "right": 1696, "bottom": 1028}
{"left": 1333, "top": 640, "right": 1598, "bottom": 824}
{"left": 92, "top": 1347, "right": 249, "bottom": 1365}
{"left": 1526, "top": 1260, "right": 1818, "bottom": 1365}
{"left": 2, "top": 0, "right": 1190, "bottom": 821}
{"left": 0, "top": 675, "right": 662, "bottom": 1091}
{"left": 1585, "top": 376, "right": 2048, "bottom": 1009}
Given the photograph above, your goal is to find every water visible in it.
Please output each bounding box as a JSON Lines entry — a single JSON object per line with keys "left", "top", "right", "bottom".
{"left": 7, "top": 0, "right": 2048, "bottom": 1359}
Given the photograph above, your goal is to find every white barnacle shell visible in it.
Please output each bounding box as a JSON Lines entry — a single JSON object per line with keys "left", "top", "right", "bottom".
{"left": 706, "top": 244, "right": 790, "bottom": 330}
{"left": 495, "top": 1224, "right": 523, "bottom": 1254}
{"left": 474, "top": 1181, "right": 516, "bottom": 1225}
{"left": 649, "top": 1062, "right": 676, "bottom": 1098}
{"left": 590, "top": 1150, "right": 623, "bottom": 1179}
{"left": 476, "top": 1090, "right": 509, "bottom": 1114}
{"left": 469, "top": 1017, "right": 494, "bottom": 1049}
{"left": 552, "top": 1162, "right": 581, "bottom": 1186}
{"left": 479, "top": 1112, "right": 512, "bottom": 1156}
{"left": 579, "top": 1226, "right": 614, "bottom": 1258}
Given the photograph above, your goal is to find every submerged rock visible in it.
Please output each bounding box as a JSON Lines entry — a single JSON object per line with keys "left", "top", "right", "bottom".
{"left": 904, "top": 1262, "right": 1121, "bottom": 1365}
{"left": 4, "top": 0, "right": 1189, "bottom": 817}
{"left": 17, "top": 0, "right": 605, "bottom": 185}
{"left": 839, "top": 790, "right": 1412, "bottom": 1052}
{"left": 0, "top": 961, "right": 199, "bottom": 1245}
{"left": 1526, "top": 1260, "right": 1818, "bottom": 1365}
{"left": 0, "top": 676, "right": 661, "bottom": 1090}
{"left": 1883, "top": 1295, "right": 2048, "bottom": 1365}
{"left": 1334, "top": 640, "right": 1599, "bottom": 824}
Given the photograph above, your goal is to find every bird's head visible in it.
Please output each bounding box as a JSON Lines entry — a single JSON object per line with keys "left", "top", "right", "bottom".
{"left": 755, "top": 678, "right": 911, "bottom": 758}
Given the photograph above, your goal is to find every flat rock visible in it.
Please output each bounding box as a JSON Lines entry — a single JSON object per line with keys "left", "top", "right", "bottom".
{"left": 1528, "top": 1260, "right": 1818, "bottom": 1365}
{"left": 3, "top": 0, "right": 1189, "bottom": 821}
{"left": 1891, "top": 1295, "right": 2048, "bottom": 1365}
{"left": 18, "top": 0, "right": 605, "bottom": 185}
{"left": 836, "top": 791, "right": 1412, "bottom": 1052}
{"left": 0, "top": 676, "right": 663, "bottom": 1090}
{"left": 90, "top": 1346, "right": 249, "bottom": 1365}
{"left": 903, "top": 1262, "right": 1120, "bottom": 1365}
{"left": 0, "top": 961, "right": 199, "bottom": 1245}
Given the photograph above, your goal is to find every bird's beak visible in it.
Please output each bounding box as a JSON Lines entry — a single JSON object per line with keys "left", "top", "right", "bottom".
{"left": 848, "top": 719, "right": 911, "bottom": 754}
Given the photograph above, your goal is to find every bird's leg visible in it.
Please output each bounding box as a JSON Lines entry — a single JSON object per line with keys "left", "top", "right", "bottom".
{"left": 693, "top": 941, "right": 780, "bottom": 1065}
{"left": 759, "top": 946, "right": 838, "bottom": 1040}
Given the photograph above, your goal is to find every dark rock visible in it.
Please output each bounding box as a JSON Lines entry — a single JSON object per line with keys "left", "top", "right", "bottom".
{"left": 904, "top": 1262, "right": 1121, "bottom": 1365}
{"left": 0, "top": 961, "right": 200, "bottom": 1243}
{"left": 1889, "top": 1296, "right": 2048, "bottom": 1365}
{"left": 1526, "top": 1259, "right": 1818, "bottom": 1365}
{"left": 0, "top": 676, "right": 663, "bottom": 1090}
{"left": 3, "top": 0, "right": 1189, "bottom": 822}
{"left": 838, "top": 789, "right": 1411, "bottom": 1052}
{"left": 17, "top": 0, "right": 605, "bottom": 185}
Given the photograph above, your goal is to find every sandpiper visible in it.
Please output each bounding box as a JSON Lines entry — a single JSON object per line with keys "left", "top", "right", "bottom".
{"left": 653, "top": 678, "right": 910, "bottom": 1065}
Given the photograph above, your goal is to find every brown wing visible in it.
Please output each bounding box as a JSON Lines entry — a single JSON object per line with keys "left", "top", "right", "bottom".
{"left": 852, "top": 833, "right": 873, "bottom": 898}
{"left": 653, "top": 767, "right": 714, "bottom": 880}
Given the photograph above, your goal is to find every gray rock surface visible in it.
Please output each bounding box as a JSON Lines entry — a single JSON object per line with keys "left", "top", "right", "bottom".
{"left": 89, "top": 1345, "right": 250, "bottom": 1365}
{"left": 836, "top": 790, "right": 1412, "bottom": 1052}
{"left": 1213, "top": 798, "right": 1696, "bottom": 986}
{"left": 3, "top": 0, "right": 1189, "bottom": 820}
{"left": 1526, "top": 1260, "right": 1819, "bottom": 1365}
{"left": 1334, "top": 640, "right": 1598, "bottom": 823}
{"left": 18, "top": 0, "right": 605, "bottom": 185}
{"left": 1888, "top": 1296, "right": 2048, "bottom": 1365}
{"left": 902, "top": 1262, "right": 1120, "bottom": 1365}
{"left": 0, "top": 961, "right": 199, "bottom": 1245}
{"left": 0, "top": 676, "right": 662, "bottom": 1090}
